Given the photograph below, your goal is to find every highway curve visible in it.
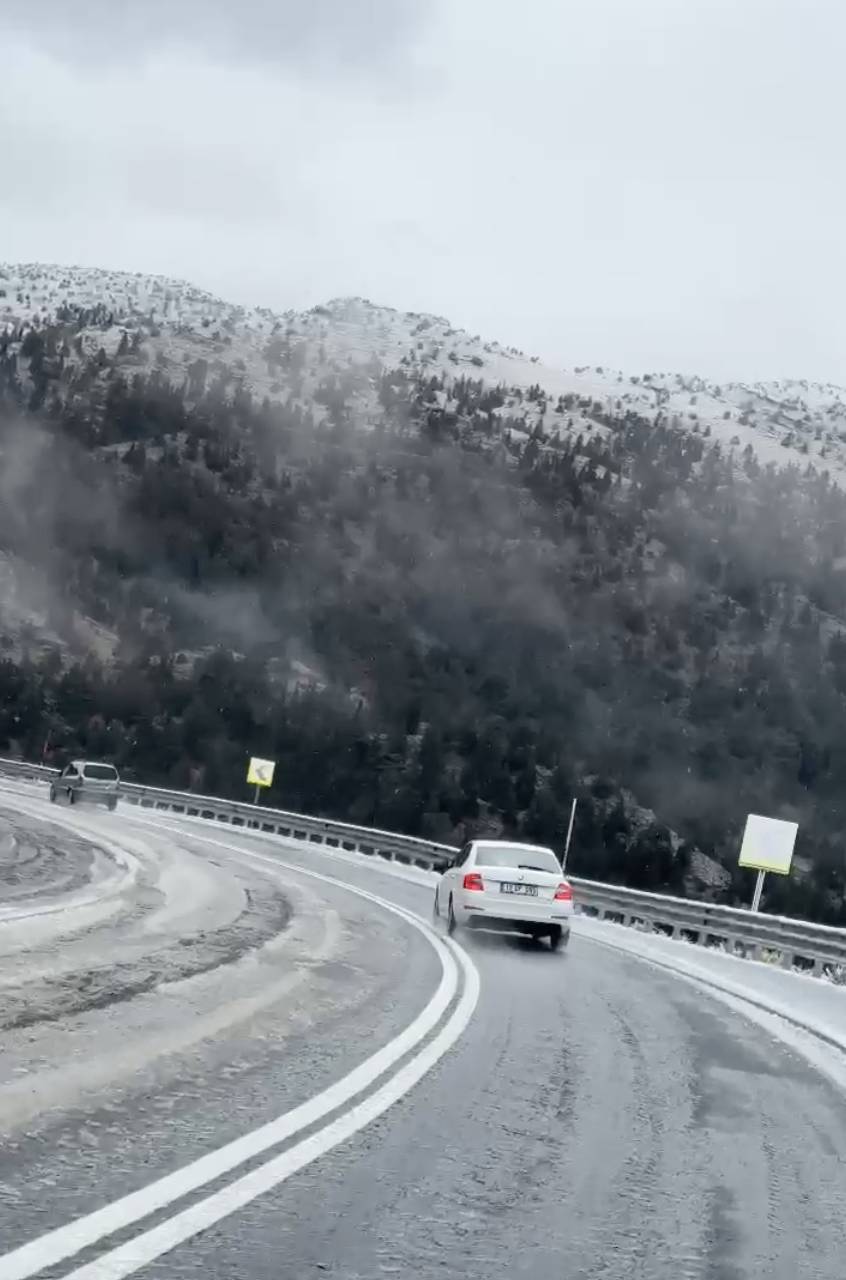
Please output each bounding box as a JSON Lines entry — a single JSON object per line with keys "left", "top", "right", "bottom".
{"left": 0, "top": 798, "right": 845, "bottom": 1280}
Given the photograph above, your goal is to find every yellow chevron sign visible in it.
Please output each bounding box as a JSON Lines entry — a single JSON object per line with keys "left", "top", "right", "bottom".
{"left": 247, "top": 757, "right": 275, "bottom": 788}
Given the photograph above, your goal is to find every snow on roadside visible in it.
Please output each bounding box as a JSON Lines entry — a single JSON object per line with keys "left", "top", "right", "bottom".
{"left": 574, "top": 915, "right": 846, "bottom": 1089}
{"left": 0, "top": 786, "right": 291, "bottom": 1031}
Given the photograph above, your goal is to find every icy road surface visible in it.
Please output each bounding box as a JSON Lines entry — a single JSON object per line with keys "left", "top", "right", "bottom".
{"left": 0, "top": 790, "right": 845, "bottom": 1280}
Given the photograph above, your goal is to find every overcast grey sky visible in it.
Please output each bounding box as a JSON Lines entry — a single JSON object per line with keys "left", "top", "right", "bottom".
{"left": 1, "top": 0, "right": 843, "bottom": 381}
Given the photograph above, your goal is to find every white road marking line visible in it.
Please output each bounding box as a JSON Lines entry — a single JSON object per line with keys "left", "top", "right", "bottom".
{"left": 62, "top": 938, "right": 480, "bottom": 1280}
{"left": 0, "top": 824, "right": 478, "bottom": 1280}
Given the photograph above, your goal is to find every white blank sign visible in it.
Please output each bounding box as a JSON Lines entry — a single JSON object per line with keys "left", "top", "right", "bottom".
{"left": 738, "top": 813, "right": 797, "bottom": 875}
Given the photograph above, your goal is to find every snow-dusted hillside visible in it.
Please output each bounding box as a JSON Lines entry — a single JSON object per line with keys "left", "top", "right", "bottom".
{"left": 3, "top": 261, "right": 846, "bottom": 479}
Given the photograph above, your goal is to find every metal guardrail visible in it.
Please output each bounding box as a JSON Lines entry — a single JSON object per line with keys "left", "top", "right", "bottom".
{"left": 118, "top": 780, "right": 456, "bottom": 871}
{"left": 0, "top": 758, "right": 58, "bottom": 784}
{"left": 2, "top": 755, "right": 846, "bottom": 978}
{"left": 571, "top": 879, "right": 846, "bottom": 978}
{"left": 0, "top": 759, "right": 455, "bottom": 872}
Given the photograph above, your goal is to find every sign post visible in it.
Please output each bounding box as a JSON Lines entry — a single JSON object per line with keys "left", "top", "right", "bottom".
{"left": 738, "top": 813, "right": 798, "bottom": 912}
{"left": 562, "top": 797, "right": 577, "bottom": 872}
{"left": 750, "top": 868, "right": 766, "bottom": 914}
{"left": 246, "top": 757, "right": 276, "bottom": 806}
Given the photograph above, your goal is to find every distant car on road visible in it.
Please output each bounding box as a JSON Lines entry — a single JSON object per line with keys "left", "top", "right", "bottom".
{"left": 49, "top": 760, "right": 120, "bottom": 811}
{"left": 433, "top": 839, "right": 574, "bottom": 950}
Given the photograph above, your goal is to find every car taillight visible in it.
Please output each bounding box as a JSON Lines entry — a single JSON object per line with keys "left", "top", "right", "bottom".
{"left": 463, "top": 872, "right": 485, "bottom": 891}
{"left": 554, "top": 882, "right": 573, "bottom": 901}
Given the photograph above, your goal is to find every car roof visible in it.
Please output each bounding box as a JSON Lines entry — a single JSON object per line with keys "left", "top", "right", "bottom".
{"left": 73, "top": 759, "right": 118, "bottom": 768}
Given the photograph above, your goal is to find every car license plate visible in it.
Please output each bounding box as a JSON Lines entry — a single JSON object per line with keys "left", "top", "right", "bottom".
{"left": 500, "top": 883, "right": 538, "bottom": 896}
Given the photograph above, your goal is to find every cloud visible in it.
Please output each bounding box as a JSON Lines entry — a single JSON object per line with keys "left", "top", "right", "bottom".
{"left": 3, "top": 0, "right": 430, "bottom": 76}
{"left": 1, "top": 0, "right": 846, "bottom": 381}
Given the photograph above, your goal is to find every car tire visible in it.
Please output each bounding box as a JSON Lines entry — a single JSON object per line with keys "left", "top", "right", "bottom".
{"left": 49, "top": 787, "right": 56, "bottom": 803}
{"left": 107, "top": 798, "right": 117, "bottom": 812}
{"left": 447, "top": 895, "right": 457, "bottom": 936}
{"left": 432, "top": 888, "right": 440, "bottom": 921}
{"left": 549, "top": 925, "right": 566, "bottom": 952}
{"left": 68, "top": 789, "right": 76, "bottom": 805}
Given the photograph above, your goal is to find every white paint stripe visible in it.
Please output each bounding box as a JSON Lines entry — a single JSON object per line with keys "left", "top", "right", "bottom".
{"left": 0, "top": 827, "right": 478, "bottom": 1280}
{"left": 63, "top": 938, "right": 480, "bottom": 1280}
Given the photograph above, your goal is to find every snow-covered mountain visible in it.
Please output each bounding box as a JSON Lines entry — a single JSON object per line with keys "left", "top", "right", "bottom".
{"left": 3, "top": 260, "right": 846, "bottom": 480}
{"left": 7, "top": 263, "right": 846, "bottom": 902}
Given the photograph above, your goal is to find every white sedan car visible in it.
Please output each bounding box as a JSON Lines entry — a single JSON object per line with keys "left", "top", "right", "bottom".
{"left": 434, "top": 840, "right": 574, "bottom": 950}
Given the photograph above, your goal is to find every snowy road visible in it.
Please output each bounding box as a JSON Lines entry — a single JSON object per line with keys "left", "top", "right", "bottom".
{"left": 1, "top": 789, "right": 846, "bottom": 1279}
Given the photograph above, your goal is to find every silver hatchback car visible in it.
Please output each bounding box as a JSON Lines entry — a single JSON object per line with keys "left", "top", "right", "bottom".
{"left": 49, "top": 760, "right": 120, "bottom": 810}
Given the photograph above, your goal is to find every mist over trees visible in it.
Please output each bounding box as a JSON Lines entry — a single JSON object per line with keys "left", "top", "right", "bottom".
{"left": 3, "top": 307, "right": 846, "bottom": 921}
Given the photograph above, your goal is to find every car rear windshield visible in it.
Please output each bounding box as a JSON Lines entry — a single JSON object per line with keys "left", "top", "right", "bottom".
{"left": 475, "top": 844, "right": 561, "bottom": 874}
{"left": 83, "top": 764, "right": 118, "bottom": 780}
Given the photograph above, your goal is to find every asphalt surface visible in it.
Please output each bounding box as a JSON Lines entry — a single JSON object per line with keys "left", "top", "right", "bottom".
{"left": 1, "top": 799, "right": 846, "bottom": 1280}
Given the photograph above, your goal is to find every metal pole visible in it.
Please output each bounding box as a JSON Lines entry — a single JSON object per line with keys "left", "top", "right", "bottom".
{"left": 253, "top": 783, "right": 261, "bottom": 806}
{"left": 562, "top": 797, "right": 577, "bottom": 872}
{"left": 751, "top": 868, "right": 766, "bottom": 912}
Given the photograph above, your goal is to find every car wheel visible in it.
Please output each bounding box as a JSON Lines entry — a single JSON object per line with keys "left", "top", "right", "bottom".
{"left": 68, "top": 789, "right": 76, "bottom": 805}
{"left": 432, "top": 888, "right": 440, "bottom": 921}
{"left": 107, "top": 798, "right": 117, "bottom": 812}
{"left": 49, "top": 787, "right": 56, "bottom": 803}
{"left": 447, "top": 895, "right": 457, "bottom": 936}
{"left": 549, "top": 925, "right": 565, "bottom": 952}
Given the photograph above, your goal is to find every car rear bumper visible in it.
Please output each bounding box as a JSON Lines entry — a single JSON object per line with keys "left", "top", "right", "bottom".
{"left": 455, "top": 891, "right": 572, "bottom": 925}
{"left": 77, "top": 788, "right": 118, "bottom": 804}
{"left": 464, "top": 913, "right": 571, "bottom": 936}
{"left": 456, "top": 894, "right": 571, "bottom": 931}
